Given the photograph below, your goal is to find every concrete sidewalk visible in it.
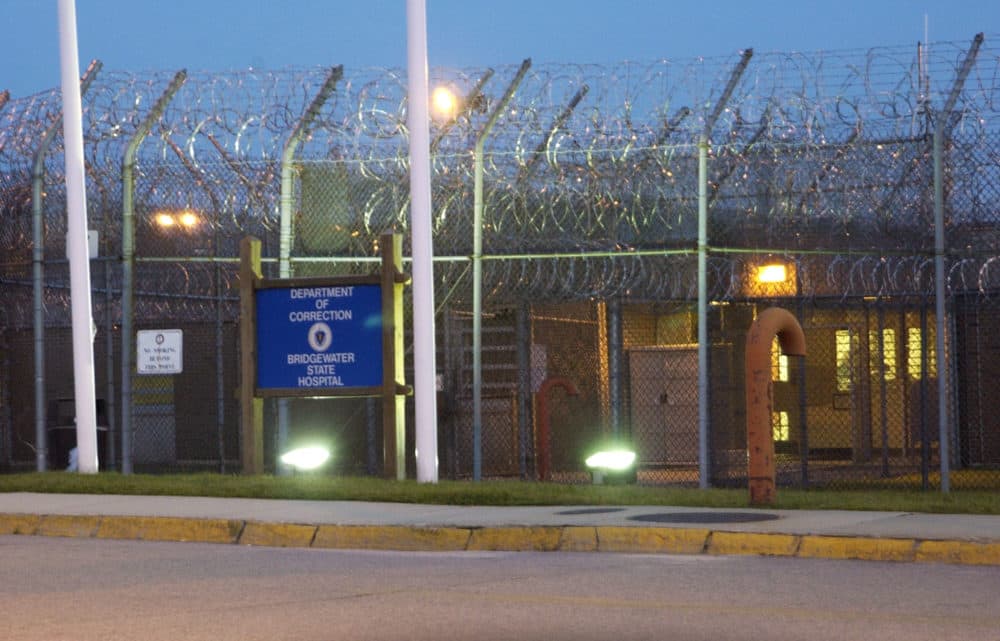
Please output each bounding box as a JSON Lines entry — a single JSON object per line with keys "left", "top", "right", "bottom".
{"left": 1, "top": 492, "right": 998, "bottom": 565}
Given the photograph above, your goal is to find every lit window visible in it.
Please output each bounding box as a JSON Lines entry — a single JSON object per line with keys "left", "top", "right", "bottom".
{"left": 771, "top": 337, "right": 789, "bottom": 382}
{"left": 758, "top": 264, "right": 787, "bottom": 283}
{"left": 772, "top": 411, "right": 790, "bottom": 441}
{"left": 869, "top": 329, "right": 897, "bottom": 381}
{"left": 835, "top": 330, "right": 853, "bottom": 392}
{"left": 907, "top": 327, "right": 938, "bottom": 379}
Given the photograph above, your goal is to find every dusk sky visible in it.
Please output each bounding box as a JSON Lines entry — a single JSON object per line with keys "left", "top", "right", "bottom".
{"left": 3, "top": 0, "right": 998, "bottom": 98}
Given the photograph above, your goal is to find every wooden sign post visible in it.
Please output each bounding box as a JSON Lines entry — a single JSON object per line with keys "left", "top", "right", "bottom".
{"left": 239, "top": 233, "right": 410, "bottom": 477}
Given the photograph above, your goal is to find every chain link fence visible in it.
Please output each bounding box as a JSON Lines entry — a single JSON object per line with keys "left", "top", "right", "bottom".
{"left": 2, "top": 36, "right": 999, "bottom": 490}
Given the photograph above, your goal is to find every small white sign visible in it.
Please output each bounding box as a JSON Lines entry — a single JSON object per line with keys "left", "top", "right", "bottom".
{"left": 137, "top": 329, "right": 183, "bottom": 375}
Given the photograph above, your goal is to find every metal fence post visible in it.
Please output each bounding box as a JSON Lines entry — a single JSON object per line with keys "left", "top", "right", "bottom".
{"left": 472, "top": 59, "right": 531, "bottom": 481}
{"left": 30, "top": 59, "right": 101, "bottom": 471}
{"left": 933, "top": 33, "right": 983, "bottom": 492}
{"left": 277, "top": 66, "right": 343, "bottom": 473}
{"left": 606, "top": 298, "right": 622, "bottom": 436}
{"left": 516, "top": 302, "right": 532, "bottom": 478}
{"left": 120, "top": 70, "right": 187, "bottom": 474}
{"left": 697, "top": 48, "right": 753, "bottom": 489}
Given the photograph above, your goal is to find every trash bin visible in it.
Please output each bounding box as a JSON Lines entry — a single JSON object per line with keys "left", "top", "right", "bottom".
{"left": 46, "top": 398, "right": 109, "bottom": 470}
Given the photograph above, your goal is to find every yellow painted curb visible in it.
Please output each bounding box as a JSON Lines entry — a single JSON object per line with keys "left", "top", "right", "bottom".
{"left": 0, "top": 513, "right": 42, "bottom": 535}
{"left": 798, "top": 535, "right": 915, "bottom": 562}
{"left": 596, "top": 526, "right": 710, "bottom": 554}
{"left": 708, "top": 531, "right": 800, "bottom": 557}
{"left": 36, "top": 514, "right": 101, "bottom": 538}
{"left": 558, "top": 526, "right": 598, "bottom": 552}
{"left": 240, "top": 522, "right": 317, "bottom": 547}
{"left": 97, "top": 516, "right": 243, "bottom": 544}
{"left": 916, "top": 540, "right": 1000, "bottom": 566}
{"left": 314, "top": 525, "right": 471, "bottom": 551}
{"left": 468, "top": 526, "right": 563, "bottom": 551}
{"left": 6, "top": 510, "right": 997, "bottom": 568}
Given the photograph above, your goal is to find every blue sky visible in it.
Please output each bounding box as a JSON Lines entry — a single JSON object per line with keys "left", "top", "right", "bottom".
{"left": 3, "top": 0, "right": 997, "bottom": 97}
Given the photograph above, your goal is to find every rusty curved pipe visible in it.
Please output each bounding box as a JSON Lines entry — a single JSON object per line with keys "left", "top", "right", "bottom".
{"left": 535, "top": 377, "right": 580, "bottom": 482}
{"left": 745, "top": 307, "right": 806, "bottom": 505}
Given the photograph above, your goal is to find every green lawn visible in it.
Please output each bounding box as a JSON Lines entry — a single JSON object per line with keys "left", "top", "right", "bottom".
{"left": 1, "top": 472, "right": 998, "bottom": 514}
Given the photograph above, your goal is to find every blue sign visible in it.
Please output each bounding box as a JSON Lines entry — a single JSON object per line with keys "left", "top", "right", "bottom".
{"left": 256, "top": 284, "right": 383, "bottom": 390}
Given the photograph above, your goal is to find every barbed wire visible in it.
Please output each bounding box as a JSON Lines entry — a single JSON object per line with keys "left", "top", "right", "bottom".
{"left": 1, "top": 36, "right": 1000, "bottom": 325}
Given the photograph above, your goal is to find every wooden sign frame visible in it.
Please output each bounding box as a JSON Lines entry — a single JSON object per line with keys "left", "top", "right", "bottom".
{"left": 239, "top": 233, "right": 410, "bottom": 478}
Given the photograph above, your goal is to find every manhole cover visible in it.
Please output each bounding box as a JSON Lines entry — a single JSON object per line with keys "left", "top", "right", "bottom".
{"left": 556, "top": 507, "right": 627, "bottom": 516}
{"left": 629, "top": 512, "right": 780, "bottom": 524}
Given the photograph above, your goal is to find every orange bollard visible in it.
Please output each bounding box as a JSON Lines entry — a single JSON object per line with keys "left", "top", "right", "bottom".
{"left": 745, "top": 307, "right": 806, "bottom": 505}
{"left": 535, "top": 377, "right": 580, "bottom": 482}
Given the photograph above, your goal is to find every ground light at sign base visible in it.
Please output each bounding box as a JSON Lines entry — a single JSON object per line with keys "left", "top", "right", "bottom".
{"left": 279, "top": 446, "right": 331, "bottom": 471}
{"left": 585, "top": 446, "right": 637, "bottom": 485}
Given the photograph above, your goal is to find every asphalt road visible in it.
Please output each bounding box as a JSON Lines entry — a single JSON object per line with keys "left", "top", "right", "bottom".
{"left": 3, "top": 535, "right": 999, "bottom": 641}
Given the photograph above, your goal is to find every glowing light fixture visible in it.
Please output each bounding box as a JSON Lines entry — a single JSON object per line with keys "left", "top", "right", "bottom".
{"left": 585, "top": 446, "right": 638, "bottom": 485}
{"left": 154, "top": 209, "right": 201, "bottom": 230}
{"left": 757, "top": 263, "right": 788, "bottom": 284}
{"left": 155, "top": 212, "right": 176, "bottom": 228}
{"left": 178, "top": 210, "right": 200, "bottom": 228}
{"left": 431, "top": 86, "right": 457, "bottom": 119}
{"left": 585, "top": 449, "right": 636, "bottom": 471}
{"left": 279, "top": 446, "right": 330, "bottom": 471}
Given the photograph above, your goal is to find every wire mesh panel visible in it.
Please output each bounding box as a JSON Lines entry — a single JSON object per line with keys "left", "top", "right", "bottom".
{"left": 954, "top": 294, "right": 1000, "bottom": 483}
{"left": 620, "top": 303, "right": 700, "bottom": 484}
{"left": 530, "top": 303, "right": 605, "bottom": 481}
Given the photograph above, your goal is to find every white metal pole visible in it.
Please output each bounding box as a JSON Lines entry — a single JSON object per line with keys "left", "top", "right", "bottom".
{"left": 407, "top": 0, "right": 439, "bottom": 482}
{"left": 697, "top": 136, "right": 709, "bottom": 489}
{"left": 57, "top": 0, "right": 99, "bottom": 473}
{"left": 472, "top": 142, "right": 484, "bottom": 480}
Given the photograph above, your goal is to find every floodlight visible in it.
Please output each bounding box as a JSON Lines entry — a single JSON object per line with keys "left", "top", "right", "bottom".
{"left": 178, "top": 210, "right": 200, "bottom": 228}
{"left": 431, "top": 86, "right": 458, "bottom": 119}
{"left": 279, "top": 446, "right": 331, "bottom": 471}
{"left": 154, "top": 212, "right": 176, "bottom": 228}
{"left": 585, "top": 449, "right": 636, "bottom": 471}
{"left": 585, "top": 446, "right": 637, "bottom": 485}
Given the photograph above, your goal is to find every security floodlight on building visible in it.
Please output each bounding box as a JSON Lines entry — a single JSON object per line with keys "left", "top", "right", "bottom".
{"left": 154, "top": 209, "right": 202, "bottom": 230}
{"left": 279, "top": 446, "right": 331, "bottom": 471}
{"left": 585, "top": 447, "right": 637, "bottom": 485}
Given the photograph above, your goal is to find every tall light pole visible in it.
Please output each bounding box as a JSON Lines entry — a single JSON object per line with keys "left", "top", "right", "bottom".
{"left": 57, "top": 0, "right": 99, "bottom": 473}
{"left": 407, "top": 0, "right": 439, "bottom": 482}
